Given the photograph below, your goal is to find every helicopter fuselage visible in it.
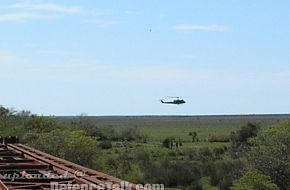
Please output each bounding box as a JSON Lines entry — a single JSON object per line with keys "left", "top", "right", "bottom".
{"left": 161, "top": 99, "right": 186, "bottom": 105}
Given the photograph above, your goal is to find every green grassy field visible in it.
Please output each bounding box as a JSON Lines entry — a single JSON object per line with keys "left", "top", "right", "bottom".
{"left": 54, "top": 114, "right": 290, "bottom": 189}
{"left": 1, "top": 106, "right": 288, "bottom": 190}
{"left": 57, "top": 114, "right": 290, "bottom": 142}
{"left": 58, "top": 114, "right": 290, "bottom": 158}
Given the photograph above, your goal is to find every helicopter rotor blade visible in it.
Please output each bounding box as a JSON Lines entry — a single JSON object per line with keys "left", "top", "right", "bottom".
{"left": 165, "top": 96, "right": 190, "bottom": 99}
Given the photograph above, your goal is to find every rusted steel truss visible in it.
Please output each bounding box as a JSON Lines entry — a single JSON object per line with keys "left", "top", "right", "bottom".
{"left": 0, "top": 137, "right": 134, "bottom": 190}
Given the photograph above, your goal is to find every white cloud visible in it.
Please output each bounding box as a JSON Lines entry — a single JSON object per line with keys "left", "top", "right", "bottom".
{"left": 173, "top": 24, "right": 227, "bottom": 32}
{"left": 0, "top": 1, "right": 119, "bottom": 26}
{"left": 0, "top": 12, "right": 53, "bottom": 22}
{"left": 0, "top": 1, "right": 79, "bottom": 22}
{"left": 9, "top": 0, "right": 81, "bottom": 14}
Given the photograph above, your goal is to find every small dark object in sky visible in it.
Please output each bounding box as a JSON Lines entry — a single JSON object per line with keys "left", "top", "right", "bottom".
{"left": 160, "top": 97, "right": 186, "bottom": 105}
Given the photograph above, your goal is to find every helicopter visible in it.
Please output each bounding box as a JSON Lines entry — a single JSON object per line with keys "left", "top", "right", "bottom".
{"left": 160, "top": 97, "right": 186, "bottom": 105}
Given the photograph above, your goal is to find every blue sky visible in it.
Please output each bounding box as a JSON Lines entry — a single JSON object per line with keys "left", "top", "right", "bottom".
{"left": 0, "top": 0, "right": 289, "bottom": 115}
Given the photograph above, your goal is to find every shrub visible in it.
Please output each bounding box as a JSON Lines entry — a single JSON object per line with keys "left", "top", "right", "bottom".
{"left": 162, "top": 137, "right": 175, "bottom": 149}
{"left": 208, "top": 135, "right": 230, "bottom": 143}
{"left": 99, "top": 140, "right": 113, "bottom": 149}
{"left": 209, "top": 159, "right": 246, "bottom": 189}
{"left": 231, "top": 122, "right": 260, "bottom": 157}
{"left": 27, "top": 129, "right": 100, "bottom": 168}
{"left": 233, "top": 170, "right": 279, "bottom": 190}
{"left": 198, "top": 147, "right": 214, "bottom": 163}
{"left": 143, "top": 159, "right": 202, "bottom": 187}
{"left": 248, "top": 122, "right": 290, "bottom": 190}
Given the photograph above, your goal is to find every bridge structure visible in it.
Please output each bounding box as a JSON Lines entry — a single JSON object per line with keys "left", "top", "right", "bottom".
{"left": 0, "top": 136, "right": 134, "bottom": 190}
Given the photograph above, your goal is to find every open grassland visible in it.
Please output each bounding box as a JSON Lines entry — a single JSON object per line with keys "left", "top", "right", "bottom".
{"left": 2, "top": 106, "right": 289, "bottom": 190}
{"left": 57, "top": 114, "right": 290, "bottom": 142}
{"left": 53, "top": 114, "right": 290, "bottom": 189}
{"left": 0, "top": 107, "right": 290, "bottom": 190}
{"left": 57, "top": 114, "right": 290, "bottom": 162}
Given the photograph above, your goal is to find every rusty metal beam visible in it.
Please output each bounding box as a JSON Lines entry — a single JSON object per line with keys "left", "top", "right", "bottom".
{"left": 0, "top": 140, "right": 138, "bottom": 190}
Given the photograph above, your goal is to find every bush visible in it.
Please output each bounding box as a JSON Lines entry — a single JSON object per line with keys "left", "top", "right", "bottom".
{"left": 143, "top": 159, "right": 202, "bottom": 187}
{"left": 208, "top": 135, "right": 230, "bottom": 143}
{"left": 248, "top": 122, "right": 290, "bottom": 190}
{"left": 189, "top": 131, "right": 198, "bottom": 142}
{"left": 99, "top": 140, "right": 113, "bottom": 149}
{"left": 23, "top": 116, "right": 58, "bottom": 133}
{"left": 209, "top": 159, "right": 246, "bottom": 189}
{"left": 233, "top": 170, "right": 279, "bottom": 190}
{"left": 212, "top": 146, "right": 227, "bottom": 159}
{"left": 162, "top": 137, "right": 174, "bottom": 149}
{"left": 27, "top": 129, "right": 100, "bottom": 168}
{"left": 231, "top": 122, "right": 260, "bottom": 157}
{"left": 198, "top": 147, "right": 214, "bottom": 163}
{"left": 120, "top": 127, "right": 142, "bottom": 141}
{"left": 182, "top": 180, "right": 203, "bottom": 190}
{"left": 231, "top": 122, "right": 259, "bottom": 143}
